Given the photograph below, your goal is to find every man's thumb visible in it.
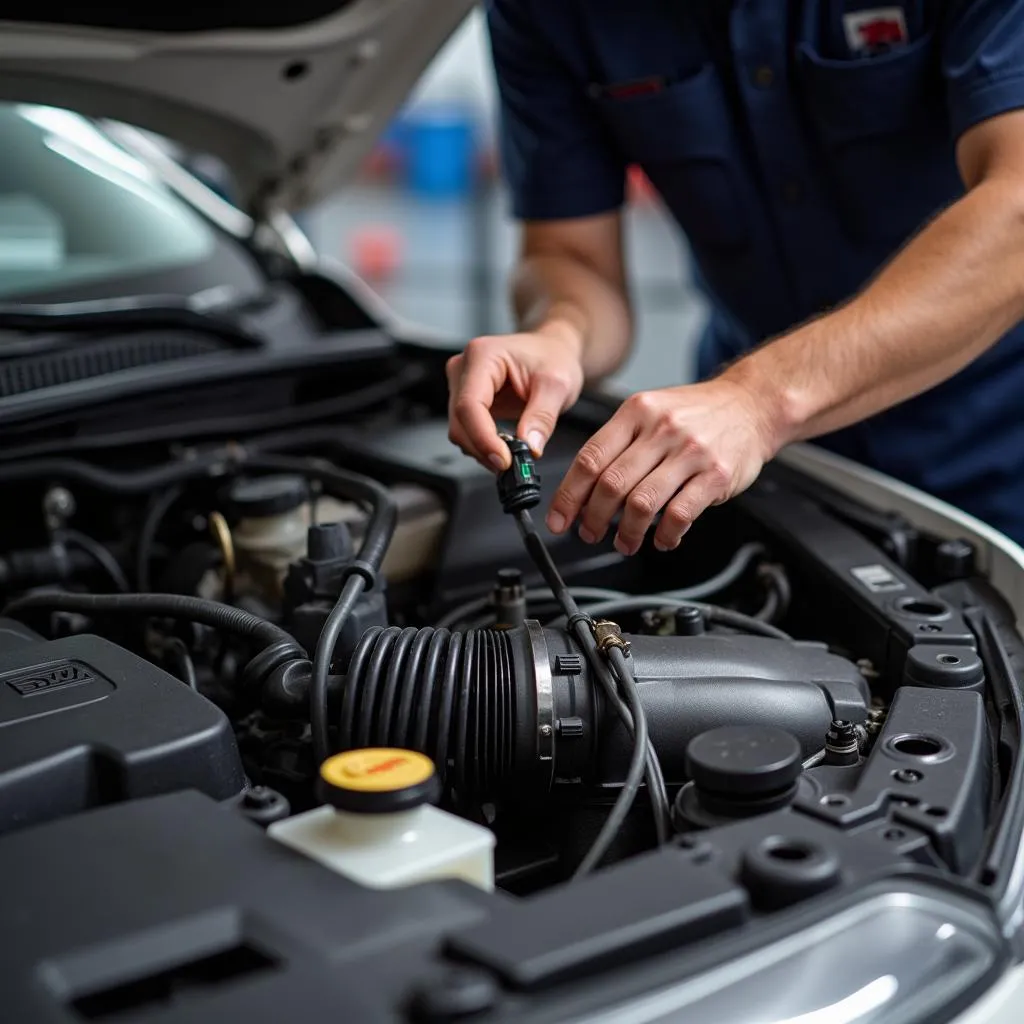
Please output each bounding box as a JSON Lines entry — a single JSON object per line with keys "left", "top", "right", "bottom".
{"left": 517, "top": 376, "right": 570, "bottom": 457}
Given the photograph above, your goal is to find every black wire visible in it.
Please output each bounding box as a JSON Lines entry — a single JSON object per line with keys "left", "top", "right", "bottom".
{"left": 573, "top": 646, "right": 649, "bottom": 878}
{"left": 311, "top": 574, "right": 367, "bottom": 766}
{"left": 512, "top": 509, "right": 671, "bottom": 859}
{"left": 136, "top": 484, "right": 186, "bottom": 592}
{"left": 165, "top": 636, "right": 199, "bottom": 690}
{"left": 56, "top": 529, "right": 130, "bottom": 593}
{"left": 755, "top": 564, "right": 791, "bottom": 623}
{"left": 548, "top": 597, "right": 791, "bottom": 640}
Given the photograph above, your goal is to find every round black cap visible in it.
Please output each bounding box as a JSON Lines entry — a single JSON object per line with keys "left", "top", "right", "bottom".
{"left": 686, "top": 725, "right": 803, "bottom": 797}
{"left": 934, "top": 538, "right": 976, "bottom": 582}
{"left": 226, "top": 474, "right": 309, "bottom": 518}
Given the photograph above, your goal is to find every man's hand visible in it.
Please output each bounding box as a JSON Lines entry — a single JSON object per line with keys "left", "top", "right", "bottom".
{"left": 446, "top": 320, "right": 585, "bottom": 470}
{"left": 546, "top": 379, "right": 780, "bottom": 555}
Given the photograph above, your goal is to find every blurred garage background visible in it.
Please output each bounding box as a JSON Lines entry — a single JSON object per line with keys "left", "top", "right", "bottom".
{"left": 294, "top": 9, "right": 708, "bottom": 394}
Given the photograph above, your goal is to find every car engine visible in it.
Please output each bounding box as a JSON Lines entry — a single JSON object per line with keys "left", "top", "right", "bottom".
{"left": 0, "top": 387, "right": 1019, "bottom": 1019}
{"left": 0, "top": 397, "right": 1009, "bottom": 905}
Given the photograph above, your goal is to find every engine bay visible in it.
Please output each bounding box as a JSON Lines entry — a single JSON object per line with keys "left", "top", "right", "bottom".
{"left": 0, "top": 385, "right": 1020, "bottom": 1020}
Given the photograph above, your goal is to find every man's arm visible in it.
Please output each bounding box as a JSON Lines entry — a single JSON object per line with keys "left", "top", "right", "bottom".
{"left": 547, "top": 108, "right": 1024, "bottom": 554}
{"left": 512, "top": 214, "right": 633, "bottom": 382}
{"left": 724, "top": 109, "right": 1024, "bottom": 444}
{"left": 447, "top": 212, "right": 633, "bottom": 467}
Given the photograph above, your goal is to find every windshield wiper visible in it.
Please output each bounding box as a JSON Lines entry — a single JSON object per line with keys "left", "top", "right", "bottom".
{"left": 0, "top": 291, "right": 266, "bottom": 349}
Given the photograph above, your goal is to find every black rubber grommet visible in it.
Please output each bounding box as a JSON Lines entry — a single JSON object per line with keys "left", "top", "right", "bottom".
{"left": 740, "top": 835, "right": 841, "bottom": 910}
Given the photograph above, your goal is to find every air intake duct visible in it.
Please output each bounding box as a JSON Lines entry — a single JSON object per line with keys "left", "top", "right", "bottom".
{"left": 339, "top": 623, "right": 869, "bottom": 801}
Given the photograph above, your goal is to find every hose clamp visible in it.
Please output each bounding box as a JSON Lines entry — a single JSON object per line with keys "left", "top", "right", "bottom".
{"left": 525, "top": 619, "right": 555, "bottom": 789}
{"left": 594, "top": 619, "right": 631, "bottom": 656}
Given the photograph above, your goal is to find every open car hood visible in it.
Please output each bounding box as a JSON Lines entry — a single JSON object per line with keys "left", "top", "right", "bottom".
{"left": 0, "top": 0, "right": 475, "bottom": 215}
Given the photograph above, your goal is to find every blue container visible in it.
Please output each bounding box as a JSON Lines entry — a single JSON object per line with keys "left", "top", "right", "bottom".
{"left": 403, "top": 104, "right": 477, "bottom": 199}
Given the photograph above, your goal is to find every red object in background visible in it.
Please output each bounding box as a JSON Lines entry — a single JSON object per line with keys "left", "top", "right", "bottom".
{"left": 627, "top": 165, "right": 656, "bottom": 204}
{"left": 856, "top": 17, "right": 905, "bottom": 48}
{"left": 361, "top": 141, "right": 403, "bottom": 183}
{"left": 350, "top": 226, "right": 403, "bottom": 281}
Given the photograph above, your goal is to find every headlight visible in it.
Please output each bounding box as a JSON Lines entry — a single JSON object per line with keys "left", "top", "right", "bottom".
{"left": 572, "top": 889, "right": 1005, "bottom": 1024}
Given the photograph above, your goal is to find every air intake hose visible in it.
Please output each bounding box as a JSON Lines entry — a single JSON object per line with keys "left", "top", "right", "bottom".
{"left": 339, "top": 623, "right": 869, "bottom": 801}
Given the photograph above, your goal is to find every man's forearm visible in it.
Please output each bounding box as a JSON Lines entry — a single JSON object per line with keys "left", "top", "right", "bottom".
{"left": 722, "top": 175, "right": 1024, "bottom": 450}
{"left": 512, "top": 252, "right": 633, "bottom": 380}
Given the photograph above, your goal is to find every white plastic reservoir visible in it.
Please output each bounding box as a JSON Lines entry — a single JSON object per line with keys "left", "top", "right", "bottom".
{"left": 268, "top": 748, "right": 495, "bottom": 891}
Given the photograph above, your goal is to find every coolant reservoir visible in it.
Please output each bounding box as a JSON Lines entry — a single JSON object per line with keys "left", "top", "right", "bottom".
{"left": 268, "top": 749, "right": 495, "bottom": 891}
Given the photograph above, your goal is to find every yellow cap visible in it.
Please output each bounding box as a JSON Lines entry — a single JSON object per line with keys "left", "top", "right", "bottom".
{"left": 319, "top": 748, "right": 440, "bottom": 814}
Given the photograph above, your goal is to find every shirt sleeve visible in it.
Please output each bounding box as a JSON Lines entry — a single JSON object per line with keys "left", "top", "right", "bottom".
{"left": 942, "top": 0, "right": 1024, "bottom": 141}
{"left": 485, "top": 0, "right": 626, "bottom": 220}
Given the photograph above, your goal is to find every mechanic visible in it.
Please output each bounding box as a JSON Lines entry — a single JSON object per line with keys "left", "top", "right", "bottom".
{"left": 445, "top": 0, "right": 1024, "bottom": 551}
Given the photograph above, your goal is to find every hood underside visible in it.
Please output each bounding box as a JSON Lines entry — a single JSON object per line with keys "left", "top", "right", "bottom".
{"left": 0, "top": 0, "right": 475, "bottom": 214}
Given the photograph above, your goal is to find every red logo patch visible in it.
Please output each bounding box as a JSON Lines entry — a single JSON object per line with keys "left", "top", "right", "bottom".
{"left": 843, "top": 7, "right": 909, "bottom": 54}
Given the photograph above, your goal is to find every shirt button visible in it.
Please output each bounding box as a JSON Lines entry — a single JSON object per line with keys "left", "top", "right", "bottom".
{"left": 753, "top": 65, "right": 775, "bottom": 88}
{"left": 781, "top": 179, "right": 804, "bottom": 205}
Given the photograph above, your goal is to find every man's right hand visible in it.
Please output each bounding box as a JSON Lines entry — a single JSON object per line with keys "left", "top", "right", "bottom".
{"left": 446, "top": 319, "right": 586, "bottom": 470}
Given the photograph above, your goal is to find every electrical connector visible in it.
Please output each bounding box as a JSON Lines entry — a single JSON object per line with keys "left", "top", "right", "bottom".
{"left": 495, "top": 433, "right": 542, "bottom": 514}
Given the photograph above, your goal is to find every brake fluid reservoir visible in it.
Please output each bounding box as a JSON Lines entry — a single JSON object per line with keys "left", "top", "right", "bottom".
{"left": 227, "top": 475, "right": 310, "bottom": 595}
{"left": 268, "top": 749, "right": 495, "bottom": 891}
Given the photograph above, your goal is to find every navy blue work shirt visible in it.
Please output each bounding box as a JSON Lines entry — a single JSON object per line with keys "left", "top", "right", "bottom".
{"left": 486, "top": 0, "right": 1024, "bottom": 543}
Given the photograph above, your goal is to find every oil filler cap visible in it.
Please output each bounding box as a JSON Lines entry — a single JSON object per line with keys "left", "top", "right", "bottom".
{"left": 318, "top": 748, "right": 442, "bottom": 814}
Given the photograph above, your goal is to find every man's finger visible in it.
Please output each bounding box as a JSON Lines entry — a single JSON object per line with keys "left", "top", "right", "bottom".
{"left": 577, "top": 444, "right": 665, "bottom": 546}
{"left": 454, "top": 344, "right": 509, "bottom": 470}
{"left": 515, "top": 373, "right": 572, "bottom": 457}
{"left": 546, "top": 414, "right": 634, "bottom": 535}
{"left": 613, "top": 457, "right": 699, "bottom": 555}
{"left": 653, "top": 472, "right": 725, "bottom": 551}
{"left": 446, "top": 356, "right": 480, "bottom": 460}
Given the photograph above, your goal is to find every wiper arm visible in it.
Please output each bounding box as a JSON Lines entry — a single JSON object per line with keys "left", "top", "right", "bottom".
{"left": 0, "top": 291, "right": 266, "bottom": 349}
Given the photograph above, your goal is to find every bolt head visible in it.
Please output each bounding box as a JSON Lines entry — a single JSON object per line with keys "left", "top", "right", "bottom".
{"left": 408, "top": 967, "right": 498, "bottom": 1021}
{"left": 539, "top": 724, "right": 553, "bottom": 737}
{"left": 244, "top": 787, "right": 275, "bottom": 808}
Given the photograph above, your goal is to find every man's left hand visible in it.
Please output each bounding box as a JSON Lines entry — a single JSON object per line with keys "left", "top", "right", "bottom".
{"left": 545, "top": 379, "right": 780, "bottom": 554}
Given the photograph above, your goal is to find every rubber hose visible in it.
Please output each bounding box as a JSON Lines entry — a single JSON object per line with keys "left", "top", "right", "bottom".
{"left": 0, "top": 453, "right": 225, "bottom": 493}
{"left": 3, "top": 591, "right": 304, "bottom": 656}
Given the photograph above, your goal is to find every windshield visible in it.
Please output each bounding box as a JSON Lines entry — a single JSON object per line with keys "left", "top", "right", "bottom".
{"left": 0, "top": 104, "right": 241, "bottom": 301}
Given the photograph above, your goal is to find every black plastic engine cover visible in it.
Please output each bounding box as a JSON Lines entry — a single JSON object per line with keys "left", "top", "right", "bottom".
{"left": 0, "top": 790, "right": 494, "bottom": 1023}
{"left": 0, "top": 619, "right": 245, "bottom": 835}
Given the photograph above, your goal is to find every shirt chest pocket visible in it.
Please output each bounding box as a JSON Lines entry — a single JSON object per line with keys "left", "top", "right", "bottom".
{"left": 591, "top": 64, "right": 750, "bottom": 255}
{"left": 796, "top": 32, "right": 961, "bottom": 242}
